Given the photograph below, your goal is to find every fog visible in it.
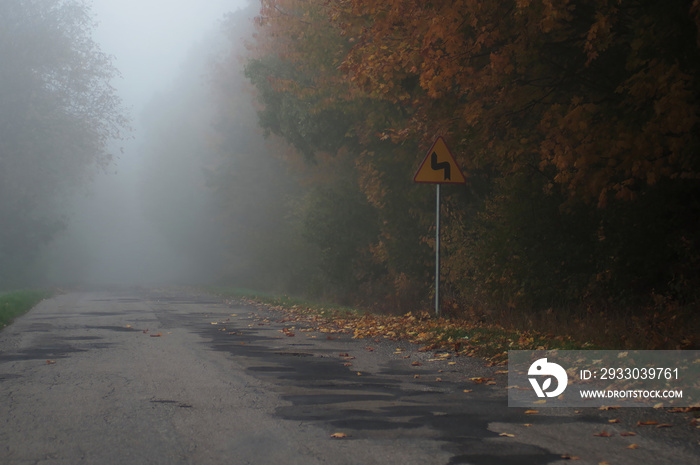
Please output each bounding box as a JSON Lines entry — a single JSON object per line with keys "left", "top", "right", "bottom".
{"left": 44, "top": 0, "right": 249, "bottom": 288}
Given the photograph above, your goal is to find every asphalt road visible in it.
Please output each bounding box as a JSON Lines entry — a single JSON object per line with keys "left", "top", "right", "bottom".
{"left": 0, "top": 289, "right": 697, "bottom": 464}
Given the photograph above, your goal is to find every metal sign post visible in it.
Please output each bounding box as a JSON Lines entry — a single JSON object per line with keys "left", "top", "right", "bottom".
{"left": 434, "top": 184, "right": 441, "bottom": 316}
{"left": 414, "top": 136, "right": 466, "bottom": 317}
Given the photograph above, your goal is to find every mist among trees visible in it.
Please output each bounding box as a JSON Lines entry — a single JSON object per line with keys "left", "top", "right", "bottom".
{"left": 1, "top": 0, "right": 698, "bottom": 345}
{"left": 0, "top": 0, "right": 127, "bottom": 286}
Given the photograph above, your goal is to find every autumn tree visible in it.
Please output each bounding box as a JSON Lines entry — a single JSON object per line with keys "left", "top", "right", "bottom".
{"left": 330, "top": 0, "right": 700, "bottom": 309}
{"left": 234, "top": 0, "right": 700, "bottom": 318}
{"left": 0, "top": 0, "right": 128, "bottom": 287}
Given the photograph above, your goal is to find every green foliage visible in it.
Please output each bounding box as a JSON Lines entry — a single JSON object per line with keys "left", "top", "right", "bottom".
{"left": 301, "top": 182, "right": 382, "bottom": 297}
{"left": 244, "top": 56, "right": 352, "bottom": 160}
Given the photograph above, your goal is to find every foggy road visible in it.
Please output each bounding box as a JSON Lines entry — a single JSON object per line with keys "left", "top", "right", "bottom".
{"left": 0, "top": 290, "right": 697, "bottom": 465}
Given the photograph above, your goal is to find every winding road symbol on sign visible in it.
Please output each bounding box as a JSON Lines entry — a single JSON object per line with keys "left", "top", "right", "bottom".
{"left": 430, "top": 152, "right": 451, "bottom": 180}
{"left": 414, "top": 136, "right": 465, "bottom": 184}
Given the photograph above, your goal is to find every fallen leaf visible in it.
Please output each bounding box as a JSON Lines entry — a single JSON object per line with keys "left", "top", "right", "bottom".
{"left": 524, "top": 410, "right": 539, "bottom": 414}
{"left": 669, "top": 407, "right": 700, "bottom": 413}
{"left": 414, "top": 374, "right": 421, "bottom": 378}
{"left": 499, "top": 432, "right": 516, "bottom": 438}
{"left": 534, "top": 399, "right": 547, "bottom": 404}
{"left": 330, "top": 433, "right": 348, "bottom": 439}
{"left": 560, "top": 455, "right": 580, "bottom": 460}
{"left": 470, "top": 377, "right": 494, "bottom": 384}
{"left": 599, "top": 406, "right": 619, "bottom": 410}
{"left": 46, "top": 360, "right": 56, "bottom": 365}
{"left": 343, "top": 362, "right": 353, "bottom": 366}
{"left": 636, "top": 420, "right": 658, "bottom": 426}
{"left": 523, "top": 423, "right": 533, "bottom": 427}
{"left": 411, "top": 361, "right": 422, "bottom": 366}
{"left": 364, "top": 347, "right": 375, "bottom": 351}
{"left": 339, "top": 353, "right": 349, "bottom": 357}
{"left": 594, "top": 431, "right": 614, "bottom": 437}
{"left": 599, "top": 462, "right": 612, "bottom": 465}
{"left": 463, "top": 389, "right": 473, "bottom": 393}
{"left": 620, "top": 432, "right": 637, "bottom": 437}
{"left": 656, "top": 423, "right": 672, "bottom": 428}
{"left": 627, "top": 444, "right": 639, "bottom": 449}
{"left": 435, "top": 377, "right": 442, "bottom": 382}
{"left": 608, "top": 419, "right": 620, "bottom": 423}
{"left": 150, "top": 333, "right": 162, "bottom": 337}
{"left": 356, "top": 372, "right": 363, "bottom": 376}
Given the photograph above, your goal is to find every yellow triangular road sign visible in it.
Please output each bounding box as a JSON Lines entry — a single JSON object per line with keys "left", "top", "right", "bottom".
{"left": 414, "top": 136, "right": 466, "bottom": 184}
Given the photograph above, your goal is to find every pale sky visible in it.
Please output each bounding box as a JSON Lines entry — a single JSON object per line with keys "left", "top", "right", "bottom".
{"left": 90, "top": 0, "right": 249, "bottom": 108}
{"left": 47, "top": 0, "right": 252, "bottom": 286}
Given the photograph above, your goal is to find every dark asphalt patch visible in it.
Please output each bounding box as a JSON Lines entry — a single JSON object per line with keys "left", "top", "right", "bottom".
{"left": 23, "top": 323, "right": 53, "bottom": 333}
{"left": 0, "top": 334, "right": 113, "bottom": 362}
{"left": 0, "top": 344, "right": 86, "bottom": 362}
{"left": 78, "top": 311, "right": 147, "bottom": 317}
{"left": 248, "top": 366, "right": 296, "bottom": 373}
{"left": 150, "top": 399, "right": 194, "bottom": 408}
{"left": 84, "top": 325, "right": 142, "bottom": 332}
{"left": 274, "top": 351, "right": 314, "bottom": 357}
{"left": 191, "top": 308, "right": 563, "bottom": 465}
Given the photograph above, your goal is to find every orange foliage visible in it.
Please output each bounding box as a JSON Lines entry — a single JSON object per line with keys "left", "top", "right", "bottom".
{"left": 241, "top": 0, "right": 700, "bottom": 310}
{"left": 328, "top": 0, "right": 700, "bottom": 206}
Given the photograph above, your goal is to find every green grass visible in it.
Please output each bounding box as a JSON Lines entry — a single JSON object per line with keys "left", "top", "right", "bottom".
{"left": 426, "top": 324, "right": 602, "bottom": 357}
{"left": 207, "top": 287, "right": 361, "bottom": 318}
{"left": 0, "top": 290, "right": 52, "bottom": 329}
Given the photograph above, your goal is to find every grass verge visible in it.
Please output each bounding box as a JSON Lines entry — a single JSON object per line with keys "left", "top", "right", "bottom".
{"left": 207, "top": 287, "right": 360, "bottom": 318}
{"left": 0, "top": 290, "right": 52, "bottom": 329}
{"left": 208, "top": 287, "right": 602, "bottom": 365}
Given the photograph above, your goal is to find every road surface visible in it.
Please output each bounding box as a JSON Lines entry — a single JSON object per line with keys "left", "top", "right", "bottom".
{"left": 0, "top": 289, "right": 697, "bottom": 464}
